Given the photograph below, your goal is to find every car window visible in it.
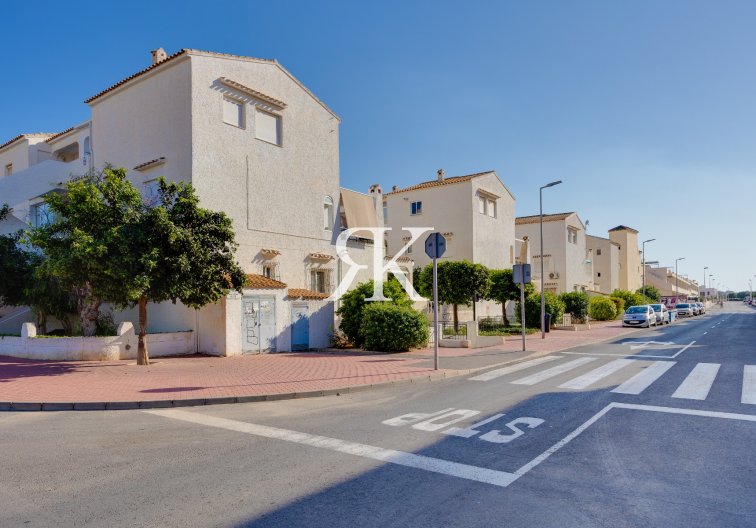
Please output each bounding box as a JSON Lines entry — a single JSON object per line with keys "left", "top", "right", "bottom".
{"left": 626, "top": 306, "right": 647, "bottom": 314}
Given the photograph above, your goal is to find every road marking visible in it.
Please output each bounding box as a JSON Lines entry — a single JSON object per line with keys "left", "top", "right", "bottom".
{"left": 703, "top": 332, "right": 708, "bottom": 335}
{"left": 611, "top": 361, "right": 676, "bottom": 395}
{"left": 743, "top": 366, "right": 756, "bottom": 405}
{"left": 558, "top": 359, "right": 635, "bottom": 390}
{"left": 564, "top": 340, "right": 696, "bottom": 359}
{"left": 145, "top": 409, "right": 517, "bottom": 488}
{"left": 469, "top": 356, "right": 562, "bottom": 381}
{"left": 621, "top": 340, "right": 674, "bottom": 350}
{"left": 511, "top": 357, "right": 598, "bottom": 385}
{"left": 512, "top": 402, "right": 756, "bottom": 482}
{"left": 672, "top": 363, "right": 721, "bottom": 400}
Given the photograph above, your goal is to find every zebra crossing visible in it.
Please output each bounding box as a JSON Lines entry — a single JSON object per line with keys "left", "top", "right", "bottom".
{"left": 470, "top": 355, "right": 756, "bottom": 405}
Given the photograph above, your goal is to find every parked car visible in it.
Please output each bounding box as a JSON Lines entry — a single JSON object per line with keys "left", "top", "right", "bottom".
{"left": 697, "top": 302, "right": 706, "bottom": 314}
{"left": 623, "top": 305, "right": 657, "bottom": 328}
{"left": 676, "top": 303, "right": 693, "bottom": 317}
{"left": 650, "top": 303, "right": 670, "bottom": 325}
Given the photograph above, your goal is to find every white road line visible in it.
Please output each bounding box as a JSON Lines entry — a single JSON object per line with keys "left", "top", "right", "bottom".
{"left": 144, "top": 409, "right": 517, "bottom": 488}
{"left": 670, "top": 341, "right": 696, "bottom": 358}
{"left": 672, "top": 363, "right": 721, "bottom": 400}
{"left": 611, "top": 361, "right": 676, "bottom": 395}
{"left": 511, "top": 357, "right": 598, "bottom": 386}
{"left": 743, "top": 366, "right": 756, "bottom": 405}
{"left": 558, "top": 359, "right": 635, "bottom": 390}
{"left": 703, "top": 332, "right": 708, "bottom": 335}
{"left": 513, "top": 402, "right": 756, "bottom": 482}
{"left": 469, "top": 356, "right": 562, "bottom": 381}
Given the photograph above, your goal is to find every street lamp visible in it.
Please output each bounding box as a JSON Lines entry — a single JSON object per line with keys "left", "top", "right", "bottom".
{"left": 675, "top": 257, "right": 685, "bottom": 299}
{"left": 540, "top": 180, "right": 562, "bottom": 339}
{"left": 703, "top": 266, "right": 708, "bottom": 299}
{"left": 641, "top": 238, "right": 656, "bottom": 300}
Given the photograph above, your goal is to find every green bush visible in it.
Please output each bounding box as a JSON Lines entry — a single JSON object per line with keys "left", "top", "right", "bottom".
{"left": 519, "top": 292, "right": 566, "bottom": 328}
{"left": 611, "top": 290, "right": 645, "bottom": 310}
{"left": 359, "top": 303, "right": 429, "bottom": 352}
{"left": 559, "top": 291, "right": 589, "bottom": 322}
{"left": 336, "top": 278, "right": 412, "bottom": 347}
{"left": 589, "top": 297, "right": 618, "bottom": 320}
{"left": 609, "top": 297, "right": 625, "bottom": 318}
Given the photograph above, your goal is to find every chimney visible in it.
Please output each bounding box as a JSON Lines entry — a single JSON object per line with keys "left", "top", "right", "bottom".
{"left": 392, "top": 185, "right": 398, "bottom": 192}
{"left": 368, "top": 184, "right": 382, "bottom": 196}
{"left": 151, "top": 48, "right": 168, "bottom": 65}
{"left": 437, "top": 169, "right": 445, "bottom": 182}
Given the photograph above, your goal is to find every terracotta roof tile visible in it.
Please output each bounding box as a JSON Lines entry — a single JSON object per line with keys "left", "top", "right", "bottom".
{"left": 515, "top": 212, "right": 574, "bottom": 225}
{"left": 133, "top": 157, "right": 166, "bottom": 171}
{"left": 385, "top": 171, "right": 495, "bottom": 195}
{"left": 608, "top": 225, "right": 639, "bottom": 234}
{"left": 44, "top": 127, "right": 75, "bottom": 143}
{"left": 245, "top": 273, "right": 286, "bottom": 289}
{"left": 309, "top": 252, "right": 334, "bottom": 260}
{"left": 288, "top": 288, "right": 330, "bottom": 300}
{"left": 0, "top": 133, "right": 56, "bottom": 151}
{"left": 218, "top": 77, "right": 287, "bottom": 108}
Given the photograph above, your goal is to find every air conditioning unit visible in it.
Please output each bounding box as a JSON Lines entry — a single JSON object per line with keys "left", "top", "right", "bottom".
{"left": 549, "top": 272, "right": 560, "bottom": 279}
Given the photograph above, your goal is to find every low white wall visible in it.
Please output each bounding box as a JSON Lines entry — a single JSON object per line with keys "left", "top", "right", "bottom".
{"left": 0, "top": 322, "right": 194, "bottom": 361}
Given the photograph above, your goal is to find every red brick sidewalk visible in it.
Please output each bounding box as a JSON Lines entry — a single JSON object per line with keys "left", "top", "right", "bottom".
{"left": 0, "top": 353, "right": 438, "bottom": 406}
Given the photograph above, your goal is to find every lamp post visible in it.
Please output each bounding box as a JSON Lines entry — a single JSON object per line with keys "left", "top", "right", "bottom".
{"left": 540, "top": 180, "right": 562, "bottom": 339}
{"left": 641, "top": 238, "right": 655, "bottom": 300}
{"left": 675, "top": 257, "right": 685, "bottom": 300}
{"left": 703, "top": 266, "right": 708, "bottom": 300}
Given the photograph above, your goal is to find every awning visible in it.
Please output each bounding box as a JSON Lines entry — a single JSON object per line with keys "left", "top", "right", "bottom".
{"left": 340, "top": 188, "right": 378, "bottom": 239}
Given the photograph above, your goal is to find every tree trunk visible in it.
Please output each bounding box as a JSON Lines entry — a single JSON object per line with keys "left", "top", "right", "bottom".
{"left": 502, "top": 302, "right": 510, "bottom": 327}
{"left": 75, "top": 282, "right": 101, "bottom": 337}
{"left": 453, "top": 304, "right": 459, "bottom": 331}
{"left": 137, "top": 297, "right": 150, "bottom": 366}
{"left": 35, "top": 310, "right": 47, "bottom": 335}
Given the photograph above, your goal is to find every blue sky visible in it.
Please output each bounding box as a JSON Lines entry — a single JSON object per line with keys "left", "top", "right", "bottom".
{"left": 2, "top": 0, "right": 755, "bottom": 291}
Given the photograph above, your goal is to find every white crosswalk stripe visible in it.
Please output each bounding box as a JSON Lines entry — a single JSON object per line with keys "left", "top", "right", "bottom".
{"left": 672, "top": 363, "right": 720, "bottom": 400}
{"left": 511, "top": 357, "right": 598, "bottom": 386}
{"left": 469, "top": 356, "right": 562, "bottom": 381}
{"left": 558, "top": 359, "right": 635, "bottom": 390}
{"left": 611, "top": 361, "right": 676, "bottom": 395}
{"left": 742, "top": 366, "right": 756, "bottom": 405}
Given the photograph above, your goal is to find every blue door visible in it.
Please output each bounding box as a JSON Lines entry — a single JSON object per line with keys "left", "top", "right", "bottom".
{"left": 291, "top": 303, "right": 309, "bottom": 351}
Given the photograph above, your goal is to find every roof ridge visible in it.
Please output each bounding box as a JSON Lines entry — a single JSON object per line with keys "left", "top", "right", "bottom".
{"left": 0, "top": 133, "right": 57, "bottom": 152}
{"left": 386, "top": 170, "right": 495, "bottom": 195}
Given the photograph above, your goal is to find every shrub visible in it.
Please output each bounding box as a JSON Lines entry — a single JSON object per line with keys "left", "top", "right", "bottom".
{"left": 336, "top": 278, "right": 412, "bottom": 347}
{"left": 559, "top": 291, "right": 589, "bottom": 322}
{"left": 611, "top": 289, "right": 645, "bottom": 310}
{"left": 589, "top": 297, "right": 618, "bottom": 320}
{"left": 95, "top": 310, "right": 118, "bottom": 337}
{"left": 519, "top": 292, "right": 565, "bottom": 328}
{"left": 359, "top": 303, "right": 429, "bottom": 352}
{"left": 636, "top": 285, "right": 661, "bottom": 302}
{"left": 609, "top": 297, "right": 625, "bottom": 318}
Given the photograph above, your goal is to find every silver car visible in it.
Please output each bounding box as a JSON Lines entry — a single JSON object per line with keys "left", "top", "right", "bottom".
{"left": 697, "top": 302, "right": 706, "bottom": 314}
{"left": 676, "top": 303, "right": 693, "bottom": 317}
{"left": 650, "top": 303, "right": 669, "bottom": 325}
{"left": 623, "top": 305, "right": 657, "bottom": 328}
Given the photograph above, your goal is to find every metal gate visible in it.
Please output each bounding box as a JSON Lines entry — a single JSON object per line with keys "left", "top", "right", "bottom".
{"left": 241, "top": 296, "right": 276, "bottom": 353}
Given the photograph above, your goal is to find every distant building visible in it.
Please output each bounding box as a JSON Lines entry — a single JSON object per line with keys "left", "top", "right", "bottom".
{"left": 608, "top": 225, "right": 642, "bottom": 293}
{"left": 586, "top": 235, "right": 620, "bottom": 295}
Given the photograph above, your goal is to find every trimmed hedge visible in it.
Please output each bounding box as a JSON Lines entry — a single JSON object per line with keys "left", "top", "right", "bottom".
{"left": 589, "top": 297, "right": 618, "bottom": 320}
{"left": 359, "top": 303, "right": 429, "bottom": 352}
{"left": 609, "top": 297, "right": 625, "bottom": 319}
{"left": 519, "top": 292, "right": 566, "bottom": 328}
{"left": 336, "top": 279, "right": 412, "bottom": 347}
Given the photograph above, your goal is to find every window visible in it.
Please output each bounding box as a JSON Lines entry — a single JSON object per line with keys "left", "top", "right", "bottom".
{"left": 311, "top": 270, "right": 328, "bottom": 293}
{"left": 323, "top": 196, "right": 334, "bottom": 231}
{"left": 567, "top": 227, "right": 578, "bottom": 244}
{"left": 411, "top": 201, "right": 422, "bottom": 215}
{"left": 596, "top": 248, "right": 602, "bottom": 256}
{"left": 30, "top": 202, "right": 55, "bottom": 227}
{"left": 223, "top": 98, "right": 244, "bottom": 128}
{"left": 487, "top": 198, "right": 496, "bottom": 218}
{"left": 262, "top": 263, "right": 279, "bottom": 280}
{"left": 478, "top": 195, "right": 486, "bottom": 214}
{"left": 598, "top": 272, "right": 602, "bottom": 277}
{"left": 407, "top": 244, "right": 413, "bottom": 254}
{"left": 256, "top": 109, "right": 281, "bottom": 145}
{"left": 4, "top": 163, "right": 11, "bottom": 177}
{"left": 143, "top": 179, "right": 161, "bottom": 207}
{"left": 477, "top": 194, "right": 497, "bottom": 217}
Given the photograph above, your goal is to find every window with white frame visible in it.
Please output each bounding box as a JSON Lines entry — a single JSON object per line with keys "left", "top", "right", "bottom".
{"left": 478, "top": 195, "right": 486, "bottom": 214}
{"left": 567, "top": 227, "right": 578, "bottom": 244}
{"left": 255, "top": 109, "right": 281, "bottom": 145}
{"left": 407, "top": 244, "right": 413, "bottom": 254}
{"left": 323, "top": 196, "right": 334, "bottom": 231}
{"left": 410, "top": 201, "right": 422, "bottom": 215}
{"left": 261, "top": 262, "right": 279, "bottom": 280}
{"left": 477, "top": 194, "right": 497, "bottom": 217}
{"left": 310, "top": 269, "right": 331, "bottom": 293}
{"left": 223, "top": 98, "right": 244, "bottom": 128}
{"left": 30, "top": 202, "right": 56, "bottom": 227}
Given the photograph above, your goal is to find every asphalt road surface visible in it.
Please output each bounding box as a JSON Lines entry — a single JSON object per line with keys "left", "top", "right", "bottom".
{"left": 2, "top": 303, "right": 755, "bottom": 527}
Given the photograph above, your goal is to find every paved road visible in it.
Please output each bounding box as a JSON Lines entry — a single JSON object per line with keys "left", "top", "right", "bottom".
{"left": 2, "top": 304, "right": 754, "bottom": 527}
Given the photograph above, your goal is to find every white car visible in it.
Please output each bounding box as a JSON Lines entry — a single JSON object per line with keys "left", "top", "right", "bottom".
{"left": 623, "top": 305, "right": 657, "bottom": 328}
{"left": 649, "top": 303, "right": 669, "bottom": 325}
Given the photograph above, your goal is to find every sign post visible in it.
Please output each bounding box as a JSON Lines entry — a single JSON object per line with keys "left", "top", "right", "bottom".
{"left": 425, "top": 232, "right": 446, "bottom": 370}
{"left": 513, "top": 264, "right": 532, "bottom": 352}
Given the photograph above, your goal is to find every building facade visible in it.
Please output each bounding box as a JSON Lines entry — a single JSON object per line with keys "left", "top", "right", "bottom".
{"left": 586, "top": 235, "right": 620, "bottom": 295}
{"left": 608, "top": 225, "right": 643, "bottom": 293}
{"left": 0, "top": 48, "right": 380, "bottom": 353}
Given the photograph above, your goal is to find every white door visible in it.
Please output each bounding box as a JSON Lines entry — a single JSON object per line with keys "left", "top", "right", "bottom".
{"left": 241, "top": 296, "right": 276, "bottom": 353}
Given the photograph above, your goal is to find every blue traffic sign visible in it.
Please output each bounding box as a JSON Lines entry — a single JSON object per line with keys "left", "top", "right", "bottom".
{"left": 425, "top": 232, "right": 446, "bottom": 259}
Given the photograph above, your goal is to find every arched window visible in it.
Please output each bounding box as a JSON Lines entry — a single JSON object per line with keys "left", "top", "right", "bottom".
{"left": 323, "top": 196, "right": 334, "bottom": 231}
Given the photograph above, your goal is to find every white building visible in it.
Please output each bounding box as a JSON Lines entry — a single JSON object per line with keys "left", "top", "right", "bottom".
{"left": 0, "top": 48, "right": 380, "bottom": 354}
{"left": 586, "top": 234, "right": 620, "bottom": 295}
{"left": 384, "top": 169, "right": 516, "bottom": 319}
{"left": 515, "top": 212, "right": 593, "bottom": 294}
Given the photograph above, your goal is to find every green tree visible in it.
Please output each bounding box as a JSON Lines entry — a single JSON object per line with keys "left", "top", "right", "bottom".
{"left": 0, "top": 205, "right": 35, "bottom": 308}
{"left": 417, "top": 260, "right": 491, "bottom": 330}
{"left": 611, "top": 289, "right": 646, "bottom": 310}
{"left": 336, "top": 277, "right": 412, "bottom": 347}
{"left": 636, "top": 285, "right": 661, "bottom": 302}
{"left": 485, "top": 269, "right": 534, "bottom": 326}
{"left": 30, "top": 168, "right": 246, "bottom": 365}
{"left": 559, "top": 291, "right": 590, "bottom": 322}
{"left": 519, "top": 291, "right": 565, "bottom": 328}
